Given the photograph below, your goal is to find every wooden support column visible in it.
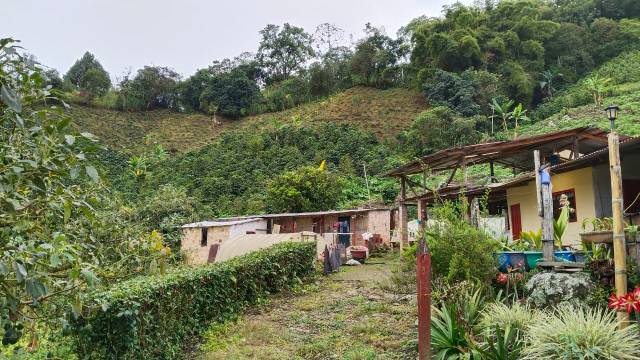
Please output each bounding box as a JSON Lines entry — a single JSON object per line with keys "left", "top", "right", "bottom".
{"left": 573, "top": 136, "right": 580, "bottom": 160}
{"left": 470, "top": 197, "right": 480, "bottom": 228}
{"left": 416, "top": 236, "right": 431, "bottom": 360}
{"left": 609, "top": 132, "right": 629, "bottom": 327}
{"left": 541, "top": 167, "right": 555, "bottom": 261}
{"left": 399, "top": 177, "right": 408, "bottom": 253}
{"left": 534, "top": 150, "right": 543, "bottom": 217}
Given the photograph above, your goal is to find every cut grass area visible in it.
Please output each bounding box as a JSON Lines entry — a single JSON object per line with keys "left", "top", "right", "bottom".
{"left": 196, "top": 253, "right": 417, "bottom": 360}
{"left": 67, "top": 87, "right": 427, "bottom": 154}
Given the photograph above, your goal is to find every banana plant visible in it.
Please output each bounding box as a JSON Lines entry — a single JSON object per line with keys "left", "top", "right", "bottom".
{"left": 489, "top": 98, "right": 514, "bottom": 133}
{"left": 509, "top": 103, "right": 529, "bottom": 139}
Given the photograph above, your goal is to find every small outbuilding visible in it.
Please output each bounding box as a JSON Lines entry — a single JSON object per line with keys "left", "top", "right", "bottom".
{"left": 181, "top": 208, "right": 394, "bottom": 265}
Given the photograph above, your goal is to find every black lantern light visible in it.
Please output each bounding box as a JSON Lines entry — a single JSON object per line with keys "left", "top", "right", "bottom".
{"left": 605, "top": 104, "right": 620, "bottom": 131}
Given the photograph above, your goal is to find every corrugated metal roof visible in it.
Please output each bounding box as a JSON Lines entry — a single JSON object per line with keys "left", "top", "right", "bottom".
{"left": 405, "top": 135, "right": 640, "bottom": 202}
{"left": 386, "top": 127, "right": 617, "bottom": 176}
{"left": 214, "top": 208, "right": 390, "bottom": 221}
{"left": 181, "top": 218, "right": 264, "bottom": 229}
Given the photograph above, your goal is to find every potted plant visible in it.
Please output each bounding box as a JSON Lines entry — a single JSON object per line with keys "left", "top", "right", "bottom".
{"left": 580, "top": 217, "right": 635, "bottom": 244}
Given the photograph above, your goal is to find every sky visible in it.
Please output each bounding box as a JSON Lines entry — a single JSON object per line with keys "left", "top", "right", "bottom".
{"left": 2, "top": 0, "right": 470, "bottom": 80}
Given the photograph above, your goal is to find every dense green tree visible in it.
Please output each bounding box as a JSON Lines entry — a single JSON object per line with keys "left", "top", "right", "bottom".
{"left": 257, "top": 23, "right": 314, "bottom": 84}
{"left": 402, "top": 106, "right": 482, "bottom": 156}
{"left": 178, "top": 57, "right": 261, "bottom": 117}
{"left": 350, "top": 24, "right": 405, "bottom": 88}
{"left": 63, "top": 51, "right": 111, "bottom": 100}
{"left": 422, "top": 69, "right": 500, "bottom": 116}
{"left": 265, "top": 167, "right": 343, "bottom": 213}
{"left": 118, "top": 66, "right": 180, "bottom": 110}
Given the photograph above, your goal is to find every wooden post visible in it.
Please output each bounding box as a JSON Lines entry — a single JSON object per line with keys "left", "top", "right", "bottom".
{"left": 490, "top": 161, "right": 496, "bottom": 183}
{"left": 541, "top": 167, "right": 555, "bottom": 261}
{"left": 399, "top": 177, "right": 408, "bottom": 253}
{"left": 416, "top": 235, "right": 431, "bottom": 360}
{"left": 417, "top": 199, "right": 427, "bottom": 231}
{"left": 534, "top": 150, "right": 543, "bottom": 217}
{"left": 609, "top": 132, "right": 629, "bottom": 327}
{"left": 470, "top": 197, "right": 480, "bottom": 228}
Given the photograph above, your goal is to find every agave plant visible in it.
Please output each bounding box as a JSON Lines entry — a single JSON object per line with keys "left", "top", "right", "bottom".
{"left": 477, "top": 325, "right": 524, "bottom": 360}
{"left": 431, "top": 304, "right": 481, "bottom": 360}
{"left": 522, "top": 305, "right": 640, "bottom": 360}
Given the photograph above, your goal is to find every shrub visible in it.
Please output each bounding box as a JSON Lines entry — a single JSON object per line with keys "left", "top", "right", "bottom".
{"left": 71, "top": 242, "right": 316, "bottom": 359}
{"left": 423, "top": 202, "right": 500, "bottom": 284}
{"left": 522, "top": 306, "right": 640, "bottom": 360}
{"left": 478, "top": 302, "right": 541, "bottom": 334}
{"left": 525, "top": 272, "right": 594, "bottom": 308}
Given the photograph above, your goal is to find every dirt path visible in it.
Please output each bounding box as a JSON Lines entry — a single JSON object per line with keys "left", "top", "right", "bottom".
{"left": 197, "top": 255, "right": 417, "bottom": 360}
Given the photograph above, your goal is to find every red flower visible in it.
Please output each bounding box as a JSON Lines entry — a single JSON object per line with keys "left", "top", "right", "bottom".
{"left": 497, "top": 273, "right": 508, "bottom": 284}
{"left": 608, "top": 288, "right": 640, "bottom": 314}
{"left": 609, "top": 293, "right": 621, "bottom": 309}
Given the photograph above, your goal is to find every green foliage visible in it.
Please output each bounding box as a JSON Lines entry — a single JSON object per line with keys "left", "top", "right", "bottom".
{"left": 478, "top": 302, "right": 541, "bottom": 335}
{"left": 0, "top": 38, "right": 106, "bottom": 345}
{"left": 402, "top": 106, "right": 482, "bottom": 156}
{"left": 179, "top": 58, "right": 261, "bottom": 118}
{"left": 350, "top": 24, "right": 405, "bottom": 88}
{"left": 257, "top": 23, "right": 314, "bottom": 84}
{"left": 143, "top": 123, "right": 391, "bottom": 216}
{"left": 522, "top": 306, "right": 640, "bottom": 359}
{"left": 431, "top": 305, "right": 481, "bottom": 360}
{"left": 71, "top": 242, "right": 316, "bottom": 359}
{"left": 422, "top": 69, "right": 500, "bottom": 116}
{"left": 265, "top": 167, "right": 343, "bottom": 213}
{"left": 63, "top": 51, "right": 111, "bottom": 102}
{"left": 534, "top": 50, "right": 640, "bottom": 120}
{"left": 260, "top": 76, "right": 311, "bottom": 112}
{"left": 117, "top": 66, "right": 180, "bottom": 111}
{"left": 423, "top": 201, "right": 500, "bottom": 284}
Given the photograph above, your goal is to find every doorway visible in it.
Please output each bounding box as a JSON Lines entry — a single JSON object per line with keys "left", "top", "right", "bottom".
{"left": 510, "top": 204, "right": 522, "bottom": 240}
{"left": 337, "top": 216, "right": 351, "bottom": 247}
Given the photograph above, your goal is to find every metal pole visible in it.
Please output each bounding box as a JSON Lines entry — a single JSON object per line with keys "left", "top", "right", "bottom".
{"left": 609, "top": 132, "right": 629, "bottom": 327}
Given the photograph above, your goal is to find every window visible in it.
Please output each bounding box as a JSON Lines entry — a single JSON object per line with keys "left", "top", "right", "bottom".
{"left": 201, "top": 227, "right": 208, "bottom": 247}
{"left": 553, "top": 189, "right": 577, "bottom": 223}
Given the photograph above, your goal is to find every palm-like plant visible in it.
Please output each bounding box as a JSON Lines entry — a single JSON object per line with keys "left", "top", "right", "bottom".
{"left": 489, "top": 98, "right": 514, "bottom": 133}
{"left": 509, "top": 103, "right": 529, "bottom": 139}
{"left": 584, "top": 75, "right": 611, "bottom": 107}
{"left": 539, "top": 69, "right": 562, "bottom": 101}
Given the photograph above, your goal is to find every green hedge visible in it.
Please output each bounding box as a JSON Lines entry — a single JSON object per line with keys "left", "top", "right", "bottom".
{"left": 71, "top": 242, "right": 316, "bottom": 359}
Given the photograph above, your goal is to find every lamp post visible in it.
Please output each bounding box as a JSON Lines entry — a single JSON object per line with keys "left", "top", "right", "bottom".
{"left": 606, "top": 104, "right": 629, "bottom": 327}
{"left": 605, "top": 104, "right": 620, "bottom": 132}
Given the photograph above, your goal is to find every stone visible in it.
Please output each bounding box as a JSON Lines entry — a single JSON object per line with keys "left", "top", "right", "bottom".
{"left": 525, "top": 271, "right": 595, "bottom": 308}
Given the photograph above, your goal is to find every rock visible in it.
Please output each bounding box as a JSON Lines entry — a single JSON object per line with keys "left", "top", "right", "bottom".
{"left": 525, "top": 271, "right": 595, "bottom": 308}
{"left": 346, "top": 259, "right": 362, "bottom": 266}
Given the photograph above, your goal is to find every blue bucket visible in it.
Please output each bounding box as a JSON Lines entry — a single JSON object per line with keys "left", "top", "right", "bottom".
{"left": 554, "top": 250, "right": 576, "bottom": 262}
{"left": 495, "top": 252, "right": 527, "bottom": 272}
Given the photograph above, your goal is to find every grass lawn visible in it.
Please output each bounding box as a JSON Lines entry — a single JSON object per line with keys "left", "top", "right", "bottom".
{"left": 196, "top": 253, "right": 417, "bottom": 360}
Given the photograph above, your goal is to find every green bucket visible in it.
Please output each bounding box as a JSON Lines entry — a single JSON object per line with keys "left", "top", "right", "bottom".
{"left": 523, "top": 251, "right": 543, "bottom": 270}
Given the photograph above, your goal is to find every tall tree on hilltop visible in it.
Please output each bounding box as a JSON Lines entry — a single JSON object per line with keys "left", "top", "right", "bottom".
{"left": 257, "top": 23, "right": 315, "bottom": 84}
{"left": 63, "top": 51, "right": 111, "bottom": 101}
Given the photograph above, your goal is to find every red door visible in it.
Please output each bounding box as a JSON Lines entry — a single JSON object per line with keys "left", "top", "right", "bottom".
{"left": 510, "top": 204, "right": 522, "bottom": 240}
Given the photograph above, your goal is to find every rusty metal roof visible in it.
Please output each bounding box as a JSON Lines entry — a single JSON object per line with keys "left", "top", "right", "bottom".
{"left": 405, "top": 134, "right": 640, "bottom": 203}
{"left": 386, "top": 127, "right": 615, "bottom": 177}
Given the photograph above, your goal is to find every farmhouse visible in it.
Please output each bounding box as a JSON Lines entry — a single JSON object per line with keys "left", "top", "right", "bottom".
{"left": 181, "top": 208, "right": 393, "bottom": 265}
{"left": 387, "top": 127, "right": 640, "bottom": 246}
